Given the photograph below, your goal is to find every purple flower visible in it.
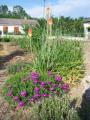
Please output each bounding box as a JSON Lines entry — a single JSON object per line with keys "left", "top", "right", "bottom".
{"left": 29, "top": 97, "right": 35, "bottom": 102}
{"left": 48, "top": 71, "right": 53, "bottom": 76}
{"left": 18, "top": 101, "right": 25, "bottom": 107}
{"left": 55, "top": 75, "right": 62, "bottom": 82}
{"left": 47, "top": 81, "right": 52, "bottom": 85}
{"left": 34, "top": 93, "right": 41, "bottom": 98}
{"left": 53, "top": 91, "right": 57, "bottom": 94}
{"left": 31, "top": 72, "right": 39, "bottom": 80}
{"left": 62, "top": 83, "right": 69, "bottom": 91}
{"left": 42, "top": 93, "right": 49, "bottom": 97}
{"left": 21, "top": 91, "right": 27, "bottom": 97}
{"left": 48, "top": 94, "right": 51, "bottom": 97}
{"left": 33, "top": 80, "right": 38, "bottom": 84}
{"left": 53, "top": 91, "right": 60, "bottom": 95}
{"left": 13, "top": 96, "right": 20, "bottom": 102}
{"left": 40, "top": 82, "right": 46, "bottom": 87}
{"left": 7, "top": 91, "right": 13, "bottom": 97}
{"left": 50, "top": 87, "right": 55, "bottom": 91}
{"left": 52, "top": 84, "right": 58, "bottom": 88}
{"left": 34, "top": 87, "right": 40, "bottom": 93}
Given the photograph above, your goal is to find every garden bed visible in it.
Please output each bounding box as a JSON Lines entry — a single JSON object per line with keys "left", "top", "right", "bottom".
{"left": 2, "top": 36, "right": 85, "bottom": 120}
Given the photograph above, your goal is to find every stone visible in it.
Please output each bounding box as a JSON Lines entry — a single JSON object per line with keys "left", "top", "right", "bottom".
{"left": 84, "top": 88, "right": 90, "bottom": 101}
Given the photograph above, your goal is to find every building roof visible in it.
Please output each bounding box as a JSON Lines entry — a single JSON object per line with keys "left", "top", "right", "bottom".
{"left": 84, "top": 18, "right": 90, "bottom": 23}
{"left": 0, "top": 18, "right": 39, "bottom": 26}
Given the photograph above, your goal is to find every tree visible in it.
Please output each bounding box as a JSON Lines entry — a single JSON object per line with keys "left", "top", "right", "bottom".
{"left": 0, "top": 5, "right": 31, "bottom": 19}
{"left": 13, "top": 5, "right": 31, "bottom": 19}
{"left": 0, "top": 5, "right": 8, "bottom": 14}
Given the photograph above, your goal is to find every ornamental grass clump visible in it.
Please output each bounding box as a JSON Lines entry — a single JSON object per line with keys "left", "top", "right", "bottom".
{"left": 3, "top": 70, "right": 70, "bottom": 109}
{"left": 30, "top": 95, "right": 80, "bottom": 120}
{"left": 33, "top": 39, "right": 84, "bottom": 86}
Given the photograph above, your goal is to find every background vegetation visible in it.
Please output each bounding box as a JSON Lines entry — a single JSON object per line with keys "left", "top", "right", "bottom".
{"left": 0, "top": 5, "right": 31, "bottom": 19}
{"left": 0, "top": 5, "right": 84, "bottom": 37}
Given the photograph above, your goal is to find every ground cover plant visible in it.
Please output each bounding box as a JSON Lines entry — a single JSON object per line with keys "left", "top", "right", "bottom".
{"left": 3, "top": 70, "right": 70, "bottom": 109}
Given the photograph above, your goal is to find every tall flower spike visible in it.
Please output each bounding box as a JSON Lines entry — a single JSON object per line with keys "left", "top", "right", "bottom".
{"left": 48, "top": 18, "right": 53, "bottom": 25}
{"left": 28, "top": 28, "right": 32, "bottom": 37}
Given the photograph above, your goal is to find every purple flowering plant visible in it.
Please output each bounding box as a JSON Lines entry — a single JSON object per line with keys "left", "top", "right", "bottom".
{"left": 5, "top": 70, "right": 70, "bottom": 108}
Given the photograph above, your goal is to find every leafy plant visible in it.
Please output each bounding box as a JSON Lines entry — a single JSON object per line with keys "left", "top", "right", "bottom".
{"left": 3, "top": 70, "right": 69, "bottom": 108}
{"left": 33, "top": 39, "right": 84, "bottom": 86}
{"left": 31, "top": 95, "right": 80, "bottom": 120}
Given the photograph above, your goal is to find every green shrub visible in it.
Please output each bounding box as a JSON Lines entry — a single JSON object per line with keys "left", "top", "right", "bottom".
{"left": 31, "top": 95, "right": 80, "bottom": 120}
{"left": 0, "top": 37, "right": 11, "bottom": 42}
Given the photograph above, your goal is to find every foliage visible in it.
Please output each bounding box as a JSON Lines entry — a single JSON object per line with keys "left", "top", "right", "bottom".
{"left": 38, "top": 18, "right": 46, "bottom": 29}
{"left": 31, "top": 95, "right": 80, "bottom": 120}
{"left": 8, "top": 62, "right": 32, "bottom": 74}
{"left": 13, "top": 5, "right": 30, "bottom": 19}
{"left": 0, "top": 4, "right": 84, "bottom": 37}
{"left": 22, "top": 24, "right": 31, "bottom": 35}
{"left": 31, "top": 27, "right": 44, "bottom": 51}
{"left": 0, "top": 5, "right": 8, "bottom": 14}
{"left": 0, "top": 36, "right": 11, "bottom": 42}
{"left": 33, "top": 39, "right": 84, "bottom": 86}
{"left": 0, "top": 5, "right": 31, "bottom": 19}
{"left": 87, "top": 27, "right": 90, "bottom": 32}
{"left": 3, "top": 70, "right": 69, "bottom": 108}
{"left": 1, "top": 34, "right": 84, "bottom": 86}
{"left": 1, "top": 27, "right": 43, "bottom": 52}
{"left": 39, "top": 17, "right": 84, "bottom": 37}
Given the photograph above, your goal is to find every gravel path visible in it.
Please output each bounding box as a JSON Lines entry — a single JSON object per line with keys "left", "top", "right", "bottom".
{"left": 84, "top": 41, "right": 90, "bottom": 76}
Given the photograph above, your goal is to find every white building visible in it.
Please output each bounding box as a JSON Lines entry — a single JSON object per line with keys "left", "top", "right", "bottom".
{"left": 84, "top": 18, "right": 90, "bottom": 40}
{"left": 0, "top": 18, "right": 39, "bottom": 36}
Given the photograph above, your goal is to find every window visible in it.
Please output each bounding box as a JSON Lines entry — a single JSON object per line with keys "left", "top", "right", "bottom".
{"left": 3, "top": 26, "right": 8, "bottom": 34}
{"left": 14, "top": 27, "right": 19, "bottom": 34}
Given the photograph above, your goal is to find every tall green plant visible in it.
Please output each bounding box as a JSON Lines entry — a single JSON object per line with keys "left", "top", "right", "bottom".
{"left": 31, "top": 95, "right": 80, "bottom": 120}
{"left": 33, "top": 38, "right": 84, "bottom": 83}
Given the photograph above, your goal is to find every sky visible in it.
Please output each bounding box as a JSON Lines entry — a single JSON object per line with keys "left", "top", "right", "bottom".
{"left": 0, "top": 0, "right": 90, "bottom": 18}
